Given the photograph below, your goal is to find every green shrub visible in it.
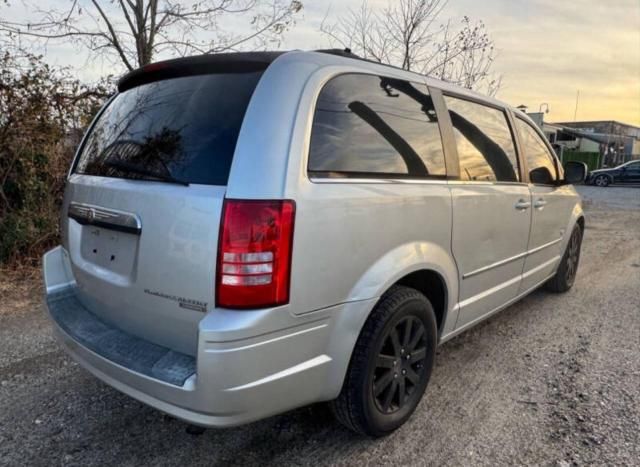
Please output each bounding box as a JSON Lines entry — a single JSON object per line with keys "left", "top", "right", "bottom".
{"left": 562, "top": 151, "right": 601, "bottom": 172}
{"left": 0, "top": 52, "right": 110, "bottom": 267}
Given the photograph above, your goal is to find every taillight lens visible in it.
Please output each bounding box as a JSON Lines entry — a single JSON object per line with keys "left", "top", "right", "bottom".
{"left": 216, "top": 199, "right": 295, "bottom": 309}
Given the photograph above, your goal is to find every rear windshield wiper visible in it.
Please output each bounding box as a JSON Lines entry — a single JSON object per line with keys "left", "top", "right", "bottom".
{"left": 105, "top": 159, "right": 189, "bottom": 186}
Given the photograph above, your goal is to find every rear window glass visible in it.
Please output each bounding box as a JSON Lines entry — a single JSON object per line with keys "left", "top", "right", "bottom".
{"left": 74, "top": 72, "right": 263, "bottom": 185}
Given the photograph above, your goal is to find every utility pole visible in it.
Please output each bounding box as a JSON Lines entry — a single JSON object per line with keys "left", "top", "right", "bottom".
{"left": 573, "top": 90, "right": 580, "bottom": 122}
{"left": 604, "top": 127, "right": 610, "bottom": 169}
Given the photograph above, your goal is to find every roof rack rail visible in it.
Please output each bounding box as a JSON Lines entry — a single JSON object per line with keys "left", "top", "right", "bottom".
{"left": 314, "top": 48, "right": 362, "bottom": 59}
{"left": 314, "top": 48, "right": 416, "bottom": 75}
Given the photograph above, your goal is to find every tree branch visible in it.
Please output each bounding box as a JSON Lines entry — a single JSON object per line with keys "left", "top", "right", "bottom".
{"left": 320, "top": 0, "right": 498, "bottom": 92}
{"left": 1, "top": 0, "right": 303, "bottom": 72}
{"left": 90, "top": 0, "right": 135, "bottom": 71}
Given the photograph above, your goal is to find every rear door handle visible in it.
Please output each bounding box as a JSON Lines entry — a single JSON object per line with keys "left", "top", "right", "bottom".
{"left": 534, "top": 198, "right": 547, "bottom": 209}
{"left": 515, "top": 199, "right": 531, "bottom": 210}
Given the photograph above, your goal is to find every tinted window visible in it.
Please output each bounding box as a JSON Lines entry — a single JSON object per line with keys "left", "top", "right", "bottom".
{"left": 75, "top": 72, "right": 263, "bottom": 185}
{"left": 309, "top": 73, "right": 446, "bottom": 178}
{"left": 444, "top": 96, "right": 519, "bottom": 182}
{"left": 515, "top": 118, "right": 558, "bottom": 185}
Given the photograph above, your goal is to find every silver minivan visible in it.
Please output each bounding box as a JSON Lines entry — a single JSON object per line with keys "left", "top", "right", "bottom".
{"left": 43, "top": 50, "right": 587, "bottom": 436}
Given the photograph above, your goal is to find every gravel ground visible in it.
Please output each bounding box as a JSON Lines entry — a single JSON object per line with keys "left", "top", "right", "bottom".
{"left": 1, "top": 186, "right": 639, "bottom": 466}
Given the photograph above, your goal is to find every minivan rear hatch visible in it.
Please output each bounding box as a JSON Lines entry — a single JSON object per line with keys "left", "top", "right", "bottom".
{"left": 62, "top": 54, "right": 277, "bottom": 356}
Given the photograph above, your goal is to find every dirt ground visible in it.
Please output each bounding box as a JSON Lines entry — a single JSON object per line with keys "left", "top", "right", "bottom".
{"left": 1, "top": 186, "right": 639, "bottom": 466}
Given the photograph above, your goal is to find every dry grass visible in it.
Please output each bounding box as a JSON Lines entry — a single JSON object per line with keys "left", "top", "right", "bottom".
{"left": 0, "top": 266, "right": 42, "bottom": 315}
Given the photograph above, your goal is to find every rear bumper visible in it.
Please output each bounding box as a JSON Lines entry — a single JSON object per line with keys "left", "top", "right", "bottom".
{"left": 43, "top": 246, "right": 376, "bottom": 427}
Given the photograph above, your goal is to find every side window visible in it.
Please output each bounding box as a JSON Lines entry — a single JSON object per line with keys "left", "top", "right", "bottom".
{"left": 515, "top": 118, "right": 558, "bottom": 185}
{"left": 444, "top": 96, "right": 519, "bottom": 182}
{"left": 309, "top": 73, "right": 446, "bottom": 178}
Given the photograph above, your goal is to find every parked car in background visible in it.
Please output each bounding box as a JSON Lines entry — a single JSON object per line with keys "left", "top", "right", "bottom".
{"left": 43, "top": 49, "right": 587, "bottom": 437}
{"left": 587, "top": 160, "right": 640, "bottom": 186}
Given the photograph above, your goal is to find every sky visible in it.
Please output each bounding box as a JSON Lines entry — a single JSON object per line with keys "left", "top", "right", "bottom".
{"left": 4, "top": 0, "right": 640, "bottom": 126}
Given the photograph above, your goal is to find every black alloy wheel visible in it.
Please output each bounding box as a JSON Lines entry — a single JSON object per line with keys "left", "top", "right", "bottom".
{"left": 331, "top": 285, "right": 437, "bottom": 436}
{"left": 564, "top": 225, "right": 582, "bottom": 287}
{"left": 372, "top": 315, "right": 428, "bottom": 414}
{"left": 546, "top": 223, "right": 583, "bottom": 293}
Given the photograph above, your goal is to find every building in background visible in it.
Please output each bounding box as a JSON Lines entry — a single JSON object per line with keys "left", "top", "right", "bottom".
{"left": 552, "top": 121, "right": 640, "bottom": 167}
{"left": 519, "top": 108, "right": 640, "bottom": 170}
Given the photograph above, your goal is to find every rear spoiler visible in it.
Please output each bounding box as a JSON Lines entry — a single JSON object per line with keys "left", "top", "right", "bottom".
{"left": 117, "top": 51, "right": 285, "bottom": 92}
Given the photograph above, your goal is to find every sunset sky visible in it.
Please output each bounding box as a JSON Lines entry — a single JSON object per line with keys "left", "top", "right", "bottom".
{"left": 284, "top": 0, "right": 640, "bottom": 126}
{"left": 6, "top": 0, "right": 640, "bottom": 126}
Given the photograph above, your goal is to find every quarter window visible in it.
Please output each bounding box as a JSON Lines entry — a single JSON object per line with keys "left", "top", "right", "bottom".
{"left": 309, "top": 73, "right": 446, "bottom": 178}
{"left": 515, "top": 118, "right": 559, "bottom": 185}
{"left": 444, "top": 96, "right": 519, "bottom": 182}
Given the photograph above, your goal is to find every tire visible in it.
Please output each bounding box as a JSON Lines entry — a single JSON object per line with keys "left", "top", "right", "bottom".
{"left": 593, "top": 174, "right": 610, "bottom": 187}
{"left": 331, "top": 285, "right": 437, "bottom": 437}
{"left": 546, "top": 223, "right": 583, "bottom": 293}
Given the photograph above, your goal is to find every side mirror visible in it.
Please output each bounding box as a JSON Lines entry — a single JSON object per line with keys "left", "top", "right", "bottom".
{"left": 563, "top": 161, "right": 587, "bottom": 185}
{"left": 530, "top": 167, "right": 554, "bottom": 185}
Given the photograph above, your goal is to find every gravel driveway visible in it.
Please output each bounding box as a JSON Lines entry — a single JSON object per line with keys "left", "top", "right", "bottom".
{"left": 1, "top": 186, "right": 639, "bottom": 466}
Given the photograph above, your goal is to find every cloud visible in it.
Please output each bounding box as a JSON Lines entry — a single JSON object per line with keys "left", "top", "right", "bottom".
{"left": 443, "top": 0, "right": 640, "bottom": 124}
{"left": 4, "top": 0, "right": 639, "bottom": 124}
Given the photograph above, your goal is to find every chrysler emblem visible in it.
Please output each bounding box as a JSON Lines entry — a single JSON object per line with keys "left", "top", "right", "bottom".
{"left": 68, "top": 202, "right": 142, "bottom": 235}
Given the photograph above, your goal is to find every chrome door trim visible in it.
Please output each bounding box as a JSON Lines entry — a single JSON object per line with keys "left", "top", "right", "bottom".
{"left": 308, "top": 177, "right": 449, "bottom": 185}
{"left": 442, "top": 269, "right": 558, "bottom": 344}
{"left": 462, "top": 251, "right": 528, "bottom": 279}
{"left": 309, "top": 178, "right": 531, "bottom": 186}
{"left": 462, "top": 236, "right": 563, "bottom": 279}
{"left": 521, "top": 254, "right": 562, "bottom": 279}
{"left": 458, "top": 274, "right": 521, "bottom": 308}
{"left": 526, "top": 235, "right": 563, "bottom": 256}
{"left": 447, "top": 180, "right": 529, "bottom": 187}
{"left": 68, "top": 202, "right": 142, "bottom": 235}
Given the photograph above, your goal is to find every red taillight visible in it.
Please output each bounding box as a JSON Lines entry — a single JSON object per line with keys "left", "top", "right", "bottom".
{"left": 216, "top": 199, "right": 295, "bottom": 309}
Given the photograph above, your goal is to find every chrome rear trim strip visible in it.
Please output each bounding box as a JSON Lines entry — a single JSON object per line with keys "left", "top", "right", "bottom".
{"left": 68, "top": 202, "right": 142, "bottom": 235}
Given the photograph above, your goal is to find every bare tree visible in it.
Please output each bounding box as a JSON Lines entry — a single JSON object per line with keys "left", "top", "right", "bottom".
{"left": 321, "top": 0, "right": 500, "bottom": 95}
{"left": 0, "top": 0, "right": 303, "bottom": 71}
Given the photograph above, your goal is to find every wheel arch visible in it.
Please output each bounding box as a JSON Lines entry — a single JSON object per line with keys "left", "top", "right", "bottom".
{"left": 344, "top": 241, "right": 459, "bottom": 339}
{"left": 560, "top": 203, "right": 585, "bottom": 254}
{"left": 394, "top": 269, "right": 448, "bottom": 338}
{"left": 322, "top": 242, "right": 459, "bottom": 401}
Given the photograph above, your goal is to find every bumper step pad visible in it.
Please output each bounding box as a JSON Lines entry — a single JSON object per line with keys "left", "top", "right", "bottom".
{"left": 47, "top": 288, "right": 196, "bottom": 386}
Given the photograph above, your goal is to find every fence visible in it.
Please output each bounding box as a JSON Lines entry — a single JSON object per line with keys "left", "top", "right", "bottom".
{"left": 560, "top": 151, "right": 601, "bottom": 171}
